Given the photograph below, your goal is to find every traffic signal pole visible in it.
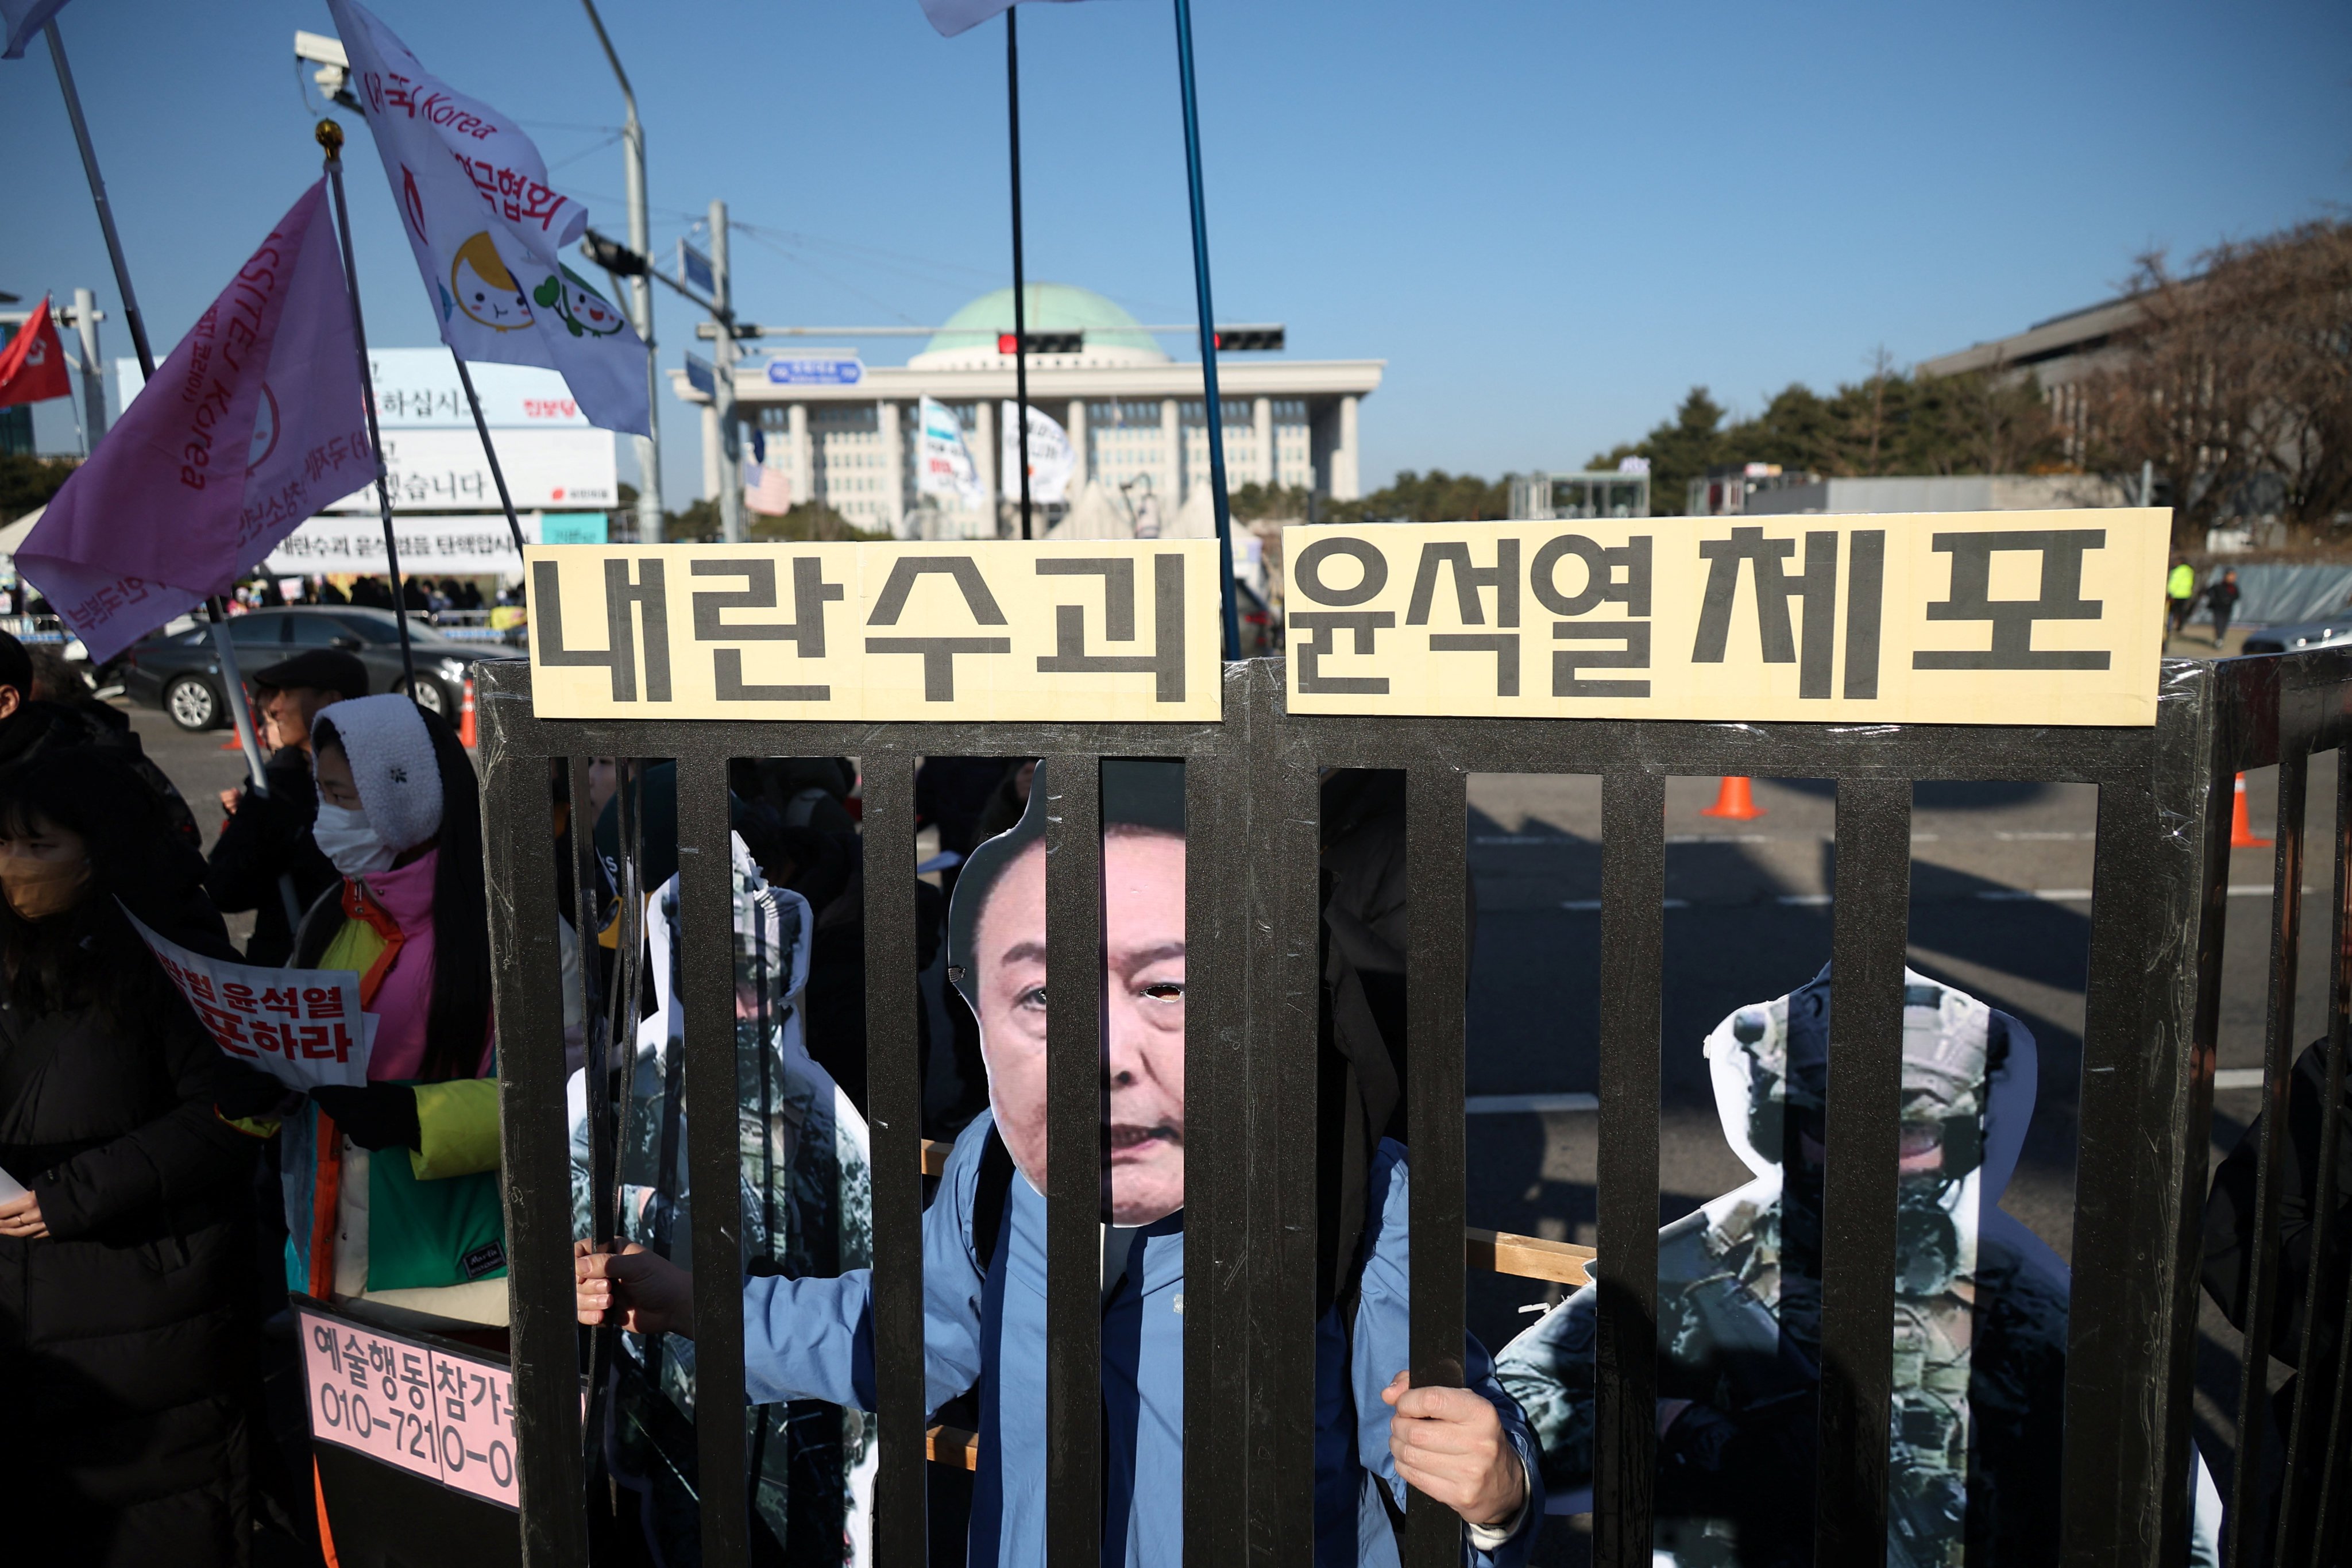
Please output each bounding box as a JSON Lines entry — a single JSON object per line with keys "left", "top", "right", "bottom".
{"left": 710, "top": 200, "right": 744, "bottom": 544}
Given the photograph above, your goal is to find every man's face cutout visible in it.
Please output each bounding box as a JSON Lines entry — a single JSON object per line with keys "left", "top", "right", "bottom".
{"left": 960, "top": 810, "right": 1187, "bottom": 1227}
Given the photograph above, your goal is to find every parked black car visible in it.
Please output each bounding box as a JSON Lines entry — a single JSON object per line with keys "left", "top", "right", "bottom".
{"left": 114, "top": 607, "right": 520, "bottom": 732}
{"left": 2242, "top": 613, "right": 2352, "bottom": 655}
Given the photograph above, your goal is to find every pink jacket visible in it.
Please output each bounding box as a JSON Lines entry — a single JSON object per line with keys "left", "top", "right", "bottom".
{"left": 357, "top": 849, "right": 440, "bottom": 1082}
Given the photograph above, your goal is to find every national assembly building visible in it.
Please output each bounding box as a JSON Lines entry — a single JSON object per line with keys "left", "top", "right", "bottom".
{"left": 669, "top": 284, "right": 1382, "bottom": 540}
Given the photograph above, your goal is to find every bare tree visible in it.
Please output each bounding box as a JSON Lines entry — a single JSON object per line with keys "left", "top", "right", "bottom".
{"left": 2082, "top": 221, "right": 2352, "bottom": 548}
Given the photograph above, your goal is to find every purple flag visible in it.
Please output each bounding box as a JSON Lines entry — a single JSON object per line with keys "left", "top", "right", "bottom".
{"left": 18, "top": 180, "right": 374, "bottom": 662}
{"left": 1, "top": 0, "right": 71, "bottom": 61}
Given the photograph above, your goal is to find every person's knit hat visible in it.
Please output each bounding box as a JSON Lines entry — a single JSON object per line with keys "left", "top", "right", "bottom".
{"left": 253, "top": 647, "right": 370, "bottom": 702}
{"left": 311, "top": 694, "right": 444, "bottom": 853}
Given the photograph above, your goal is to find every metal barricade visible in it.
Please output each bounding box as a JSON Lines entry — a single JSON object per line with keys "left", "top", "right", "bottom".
{"left": 473, "top": 646, "right": 2351, "bottom": 1568}
{"left": 2199, "top": 647, "right": 2352, "bottom": 1568}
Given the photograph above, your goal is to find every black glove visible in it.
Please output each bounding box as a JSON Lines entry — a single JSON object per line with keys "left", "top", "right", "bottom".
{"left": 310, "top": 1083, "right": 422, "bottom": 1152}
{"left": 215, "top": 1064, "right": 303, "bottom": 1122}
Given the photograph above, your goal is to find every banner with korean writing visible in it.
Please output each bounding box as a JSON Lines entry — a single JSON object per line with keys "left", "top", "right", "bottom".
{"left": 526, "top": 540, "right": 1221, "bottom": 721}
{"left": 323, "top": 428, "right": 616, "bottom": 513}
{"left": 1280, "top": 511, "right": 2168, "bottom": 727}
{"left": 125, "top": 906, "right": 372, "bottom": 1090}
{"left": 296, "top": 1299, "right": 519, "bottom": 1509}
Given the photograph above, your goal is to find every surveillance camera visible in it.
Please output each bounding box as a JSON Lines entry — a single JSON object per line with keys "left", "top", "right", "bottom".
{"left": 293, "top": 29, "right": 352, "bottom": 100}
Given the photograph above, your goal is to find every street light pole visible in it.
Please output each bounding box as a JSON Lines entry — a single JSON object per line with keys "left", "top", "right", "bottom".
{"left": 710, "top": 200, "right": 743, "bottom": 544}
{"left": 580, "top": 0, "right": 664, "bottom": 544}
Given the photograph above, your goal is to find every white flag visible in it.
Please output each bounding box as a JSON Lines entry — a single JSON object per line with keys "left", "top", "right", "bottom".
{"left": 1001, "top": 400, "right": 1073, "bottom": 505}
{"left": 324, "top": 0, "right": 650, "bottom": 436}
{"left": 917, "top": 0, "right": 1094, "bottom": 40}
{"left": 916, "top": 396, "right": 986, "bottom": 508}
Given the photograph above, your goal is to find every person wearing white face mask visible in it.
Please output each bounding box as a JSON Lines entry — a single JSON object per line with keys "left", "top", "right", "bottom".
{"left": 265, "top": 694, "right": 504, "bottom": 1378}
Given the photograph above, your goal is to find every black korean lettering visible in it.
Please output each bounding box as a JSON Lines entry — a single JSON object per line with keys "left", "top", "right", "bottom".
{"left": 532, "top": 557, "right": 671, "bottom": 702}
{"left": 865, "top": 554, "right": 1013, "bottom": 700}
{"left": 1407, "top": 540, "right": 1520, "bottom": 627}
{"left": 1430, "top": 633, "right": 1519, "bottom": 696}
{"left": 1843, "top": 530, "right": 1886, "bottom": 698}
{"left": 866, "top": 638, "right": 1014, "bottom": 701}
{"left": 865, "top": 555, "right": 1009, "bottom": 627}
{"left": 1531, "top": 534, "right": 1651, "bottom": 618}
{"left": 1911, "top": 528, "right": 2110, "bottom": 671}
{"left": 1553, "top": 621, "right": 1651, "bottom": 698}
{"left": 1291, "top": 536, "right": 1388, "bottom": 606}
{"left": 689, "top": 557, "right": 844, "bottom": 702}
{"left": 1290, "top": 611, "right": 1395, "bottom": 694}
{"left": 1033, "top": 555, "right": 1187, "bottom": 702}
{"left": 1691, "top": 526, "right": 1838, "bottom": 698}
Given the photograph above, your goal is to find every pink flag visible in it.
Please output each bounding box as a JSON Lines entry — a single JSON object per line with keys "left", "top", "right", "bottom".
{"left": 17, "top": 180, "right": 375, "bottom": 662}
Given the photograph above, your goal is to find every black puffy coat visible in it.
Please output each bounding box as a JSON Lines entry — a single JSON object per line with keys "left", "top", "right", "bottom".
{"left": 0, "top": 887, "right": 265, "bottom": 1565}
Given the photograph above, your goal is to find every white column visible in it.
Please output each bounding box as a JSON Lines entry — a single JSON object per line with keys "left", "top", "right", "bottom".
{"left": 1066, "top": 397, "right": 1088, "bottom": 491}
{"left": 880, "top": 400, "right": 907, "bottom": 538}
{"left": 975, "top": 400, "right": 998, "bottom": 527}
{"left": 1161, "top": 397, "right": 1182, "bottom": 505}
{"left": 1252, "top": 396, "right": 1273, "bottom": 488}
{"left": 1335, "top": 394, "right": 1361, "bottom": 501}
{"left": 700, "top": 403, "right": 724, "bottom": 504}
{"left": 788, "top": 402, "right": 812, "bottom": 510}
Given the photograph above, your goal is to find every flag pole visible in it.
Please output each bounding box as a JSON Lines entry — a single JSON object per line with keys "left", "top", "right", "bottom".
{"left": 44, "top": 21, "right": 155, "bottom": 379}
{"left": 1171, "top": 0, "right": 1242, "bottom": 662}
{"left": 316, "top": 119, "right": 418, "bottom": 697}
{"left": 451, "top": 353, "right": 529, "bottom": 557}
{"left": 1006, "top": 6, "right": 1033, "bottom": 542}
{"left": 46, "top": 17, "right": 278, "bottom": 784}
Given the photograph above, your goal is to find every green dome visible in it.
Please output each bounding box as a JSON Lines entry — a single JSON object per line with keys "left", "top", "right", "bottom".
{"left": 923, "top": 284, "right": 1161, "bottom": 358}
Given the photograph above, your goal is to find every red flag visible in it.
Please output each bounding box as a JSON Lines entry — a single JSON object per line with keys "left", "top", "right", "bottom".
{"left": 0, "top": 295, "right": 71, "bottom": 409}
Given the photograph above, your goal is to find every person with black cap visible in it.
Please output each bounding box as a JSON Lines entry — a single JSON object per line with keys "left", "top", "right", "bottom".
{"left": 0, "top": 629, "right": 198, "bottom": 848}
{"left": 577, "top": 760, "right": 1543, "bottom": 1566}
{"left": 204, "top": 648, "right": 366, "bottom": 965}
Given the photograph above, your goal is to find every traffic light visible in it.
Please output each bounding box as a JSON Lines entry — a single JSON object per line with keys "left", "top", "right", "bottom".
{"left": 1212, "top": 325, "right": 1284, "bottom": 352}
{"left": 581, "top": 229, "right": 648, "bottom": 278}
{"left": 997, "top": 331, "right": 1084, "bottom": 355}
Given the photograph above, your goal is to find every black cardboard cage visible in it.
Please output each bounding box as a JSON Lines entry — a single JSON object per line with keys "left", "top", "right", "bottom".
{"left": 473, "top": 646, "right": 2352, "bottom": 1568}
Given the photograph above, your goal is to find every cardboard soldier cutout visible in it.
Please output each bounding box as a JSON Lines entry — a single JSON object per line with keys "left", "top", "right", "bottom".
{"left": 1494, "top": 965, "right": 2220, "bottom": 1568}
{"left": 571, "top": 835, "right": 875, "bottom": 1563}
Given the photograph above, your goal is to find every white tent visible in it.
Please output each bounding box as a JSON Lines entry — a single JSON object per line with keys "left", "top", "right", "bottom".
{"left": 0, "top": 506, "right": 46, "bottom": 559}
{"left": 1046, "top": 480, "right": 1133, "bottom": 540}
{"left": 1162, "top": 483, "right": 1216, "bottom": 539}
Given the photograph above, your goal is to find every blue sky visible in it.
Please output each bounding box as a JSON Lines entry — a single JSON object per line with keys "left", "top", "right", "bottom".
{"left": 6, "top": 0, "right": 2348, "bottom": 508}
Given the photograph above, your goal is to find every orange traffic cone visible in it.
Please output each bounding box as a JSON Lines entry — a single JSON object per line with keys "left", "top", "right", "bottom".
{"left": 458, "top": 677, "right": 478, "bottom": 748}
{"left": 1702, "top": 775, "right": 1766, "bottom": 821}
{"left": 2230, "top": 773, "right": 2270, "bottom": 848}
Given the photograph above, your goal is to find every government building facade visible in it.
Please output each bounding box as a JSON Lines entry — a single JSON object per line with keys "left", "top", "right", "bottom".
{"left": 671, "top": 284, "right": 1382, "bottom": 539}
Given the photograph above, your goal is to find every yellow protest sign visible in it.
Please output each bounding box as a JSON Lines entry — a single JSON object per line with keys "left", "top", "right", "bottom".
{"left": 526, "top": 540, "right": 1222, "bottom": 721}
{"left": 1281, "top": 511, "right": 2168, "bottom": 725}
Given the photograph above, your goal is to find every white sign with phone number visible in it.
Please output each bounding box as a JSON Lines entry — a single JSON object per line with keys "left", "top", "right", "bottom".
{"left": 298, "top": 1303, "right": 519, "bottom": 1510}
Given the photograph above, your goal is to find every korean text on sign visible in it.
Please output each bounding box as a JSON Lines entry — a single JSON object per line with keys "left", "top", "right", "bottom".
{"left": 526, "top": 540, "right": 1222, "bottom": 722}
{"left": 1280, "top": 511, "right": 2168, "bottom": 727}
{"left": 122, "top": 904, "right": 373, "bottom": 1090}
{"left": 298, "top": 1305, "right": 519, "bottom": 1508}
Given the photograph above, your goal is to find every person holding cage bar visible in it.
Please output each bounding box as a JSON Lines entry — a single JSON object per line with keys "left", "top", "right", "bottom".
{"left": 577, "top": 758, "right": 1542, "bottom": 1564}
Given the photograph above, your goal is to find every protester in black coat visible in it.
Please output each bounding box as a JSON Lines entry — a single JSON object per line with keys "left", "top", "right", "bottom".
{"left": 0, "top": 631, "right": 200, "bottom": 848}
{"left": 206, "top": 649, "right": 365, "bottom": 965}
{"left": 0, "top": 749, "right": 273, "bottom": 1567}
